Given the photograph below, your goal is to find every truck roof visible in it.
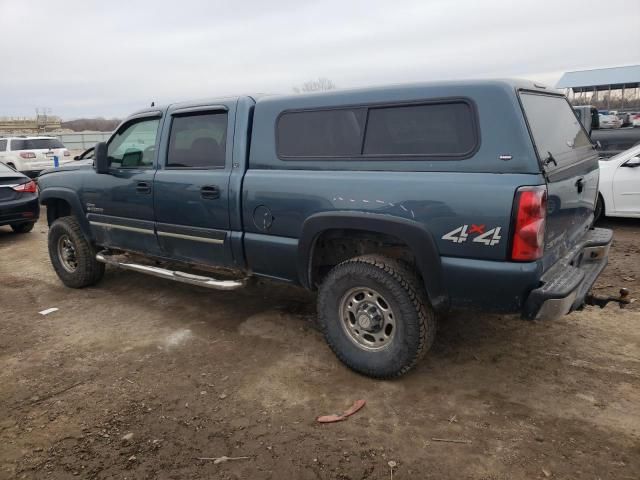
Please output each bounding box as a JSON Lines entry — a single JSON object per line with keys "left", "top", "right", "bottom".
{"left": 127, "top": 78, "right": 554, "bottom": 118}
{"left": 256, "top": 78, "right": 553, "bottom": 105}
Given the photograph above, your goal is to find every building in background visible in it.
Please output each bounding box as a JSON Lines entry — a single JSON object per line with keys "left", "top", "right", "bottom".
{"left": 1, "top": 113, "right": 116, "bottom": 151}
{"left": 0, "top": 114, "right": 62, "bottom": 134}
{"left": 557, "top": 65, "right": 640, "bottom": 110}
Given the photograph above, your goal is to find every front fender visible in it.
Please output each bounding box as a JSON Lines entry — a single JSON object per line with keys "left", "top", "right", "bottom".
{"left": 39, "top": 187, "right": 92, "bottom": 239}
{"left": 298, "top": 211, "right": 448, "bottom": 312}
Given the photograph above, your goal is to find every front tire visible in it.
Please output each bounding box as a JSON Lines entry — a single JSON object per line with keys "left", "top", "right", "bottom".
{"left": 11, "top": 222, "right": 35, "bottom": 233}
{"left": 48, "top": 216, "right": 104, "bottom": 288}
{"left": 317, "top": 255, "right": 436, "bottom": 378}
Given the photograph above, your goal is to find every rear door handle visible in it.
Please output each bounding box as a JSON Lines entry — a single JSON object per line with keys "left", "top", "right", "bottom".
{"left": 575, "top": 177, "right": 585, "bottom": 194}
{"left": 200, "top": 185, "right": 220, "bottom": 199}
{"left": 136, "top": 181, "right": 151, "bottom": 194}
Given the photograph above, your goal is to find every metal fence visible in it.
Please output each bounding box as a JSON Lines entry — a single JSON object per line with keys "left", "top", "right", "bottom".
{"left": 52, "top": 132, "right": 112, "bottom": 152}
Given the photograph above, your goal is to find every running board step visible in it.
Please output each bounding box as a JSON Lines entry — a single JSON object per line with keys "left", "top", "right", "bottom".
{"left": 96, "top": 252, "right": 247, "bottom": 291}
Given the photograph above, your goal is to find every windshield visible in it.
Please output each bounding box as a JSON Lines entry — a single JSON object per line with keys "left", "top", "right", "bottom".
{"left": 520, "top": 93, "right": 592, "bottom": 170}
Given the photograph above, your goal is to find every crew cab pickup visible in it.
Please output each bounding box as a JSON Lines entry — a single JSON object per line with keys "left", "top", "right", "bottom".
{"left": 37, "top": 80, "right": 614, "bottom": 378}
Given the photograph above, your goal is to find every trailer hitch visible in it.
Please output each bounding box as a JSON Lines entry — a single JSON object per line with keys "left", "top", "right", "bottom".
{"left": 585, "top": 288, "right": 633, "bottom": 309}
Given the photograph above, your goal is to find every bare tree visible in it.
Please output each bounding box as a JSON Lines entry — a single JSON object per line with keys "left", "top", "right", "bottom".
{"left": 293, "top": 77, "right": 336, "bottom": 93}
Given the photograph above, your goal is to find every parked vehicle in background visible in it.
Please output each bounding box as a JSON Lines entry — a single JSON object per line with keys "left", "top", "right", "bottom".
{"left": 573, "top": 106, "right": 640, "bottom": 157}
{"left": 573, "top": 105, "right": 599, "bottom": 134}
{"left": 619, "top": 112, "right": 631, "bottom": 127}
{"left": 591, "top": 127, "right": 640, "bottom": 158}
{"left": 631, "top": 112, "right": 640, "bottom": 127}
{"left": 0, "top": 137, "right": 71, "bottom": 177}
{"left": 596, "top": 144, "right": 640, "bottom": 219}
{"left": 73, "top": 147, "right": 95, "bottom": 165}
{"left": 598, "top": 113, "right": 622, "bottom": 129}
{"left": 37, "top": 80, "right": 614, "bottom": 378}
{"left": 0, "top": 162, "right": 39, "bottom": 233}
{"left": 609, "top": 110, "right": 631, "bottom": 127}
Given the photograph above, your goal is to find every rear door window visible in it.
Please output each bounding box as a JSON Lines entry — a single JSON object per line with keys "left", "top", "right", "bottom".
{"left": 167, "top": 112, "right": 228, "bottom": 168}
{"left": 520, "top": 93, "right": 592, "bottom": 169}
{"left": 363, "top": 102, "right": 476, "bottom": 156}
{"left": 0, "top": 139, "right": 6, "bottom": 151}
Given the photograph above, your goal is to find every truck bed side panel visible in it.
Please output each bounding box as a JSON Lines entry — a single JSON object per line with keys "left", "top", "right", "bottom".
{"left": 242, "top": 170, "right": 543, "bottom": 269}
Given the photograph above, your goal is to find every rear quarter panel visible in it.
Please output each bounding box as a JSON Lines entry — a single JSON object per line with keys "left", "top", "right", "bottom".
{"left": 244, "top": 81, "right": 546, "bottom": 285}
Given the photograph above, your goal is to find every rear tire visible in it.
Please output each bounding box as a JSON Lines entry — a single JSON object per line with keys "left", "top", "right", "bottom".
{"left": 11, "top": 222, "right": 35, "bottom": 233}
{"left": 48, "top": 216, "right": 104, "bottom": 288}
{"left": 317, "top": 255, "right": 436, "bottom": 379}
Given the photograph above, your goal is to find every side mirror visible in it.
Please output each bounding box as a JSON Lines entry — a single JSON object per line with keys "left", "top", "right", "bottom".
{"left": 94, "top": 142, "right": 109, "bottom": 174}
{"left": 622, "top": 156, "right": 640, "bottom": 168}
{"left": 73, "top": 155, "right": 79, "bottom": 160}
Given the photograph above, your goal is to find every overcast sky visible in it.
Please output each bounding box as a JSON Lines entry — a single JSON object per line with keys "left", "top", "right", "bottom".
{"left": 1, "top": 0, "right": 639, "bottom": 119}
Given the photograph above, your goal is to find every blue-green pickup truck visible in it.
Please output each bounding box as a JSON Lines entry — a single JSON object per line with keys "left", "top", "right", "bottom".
{"left": 37, "top": 80, "right": 616, "bottom": 378}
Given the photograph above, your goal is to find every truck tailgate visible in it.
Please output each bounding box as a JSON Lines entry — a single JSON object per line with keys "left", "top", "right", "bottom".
{"left": 519, "top": 91, "right": 599, "bottom": 270}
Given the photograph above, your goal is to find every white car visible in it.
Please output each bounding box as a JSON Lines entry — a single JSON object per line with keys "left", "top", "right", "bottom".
{"left": 598, "top": 113, "right": 622, "bottom": 129}
{"left": 597, "top": 144, "right": 640, "bottom": 219}
{"left": 0, "top": 136, "right": 71, "bottom": 177}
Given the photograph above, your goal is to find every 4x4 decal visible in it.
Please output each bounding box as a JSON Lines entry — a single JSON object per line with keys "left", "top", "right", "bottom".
{"left": 442, "top": 225, "right": 502, "bottom": 246}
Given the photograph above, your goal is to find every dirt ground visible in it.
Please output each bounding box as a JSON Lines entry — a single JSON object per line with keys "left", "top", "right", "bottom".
{"left": 1, "top": 215, "right": 639, "bottom": 480}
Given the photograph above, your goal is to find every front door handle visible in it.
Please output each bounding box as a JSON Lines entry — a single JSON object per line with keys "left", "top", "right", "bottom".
{"left": 136, "top": 181, "right": 151, "bottom": 194}
{"left": 575, "top": 177, "right": 584, "bottom": 194}
{"left": 201, "top": 185, "right": 220, "bottom": 199}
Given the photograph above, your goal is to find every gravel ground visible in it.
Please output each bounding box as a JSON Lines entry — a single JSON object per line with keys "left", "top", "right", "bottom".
{"left": 1, "top": 215, "right": 639, "bottom": 480}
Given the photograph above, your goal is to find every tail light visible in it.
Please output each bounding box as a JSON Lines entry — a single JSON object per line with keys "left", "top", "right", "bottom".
{"left": 64, "top": 150, "right": 70, "bottom": 156}
{"left": 511, "top": 186, "right": 547, "bottom": 262}
{"left": 19, "top": 152, "right": 36, "bottom": 159}
{"left": 13, "top": 180, "right": 37, "bottom": 193}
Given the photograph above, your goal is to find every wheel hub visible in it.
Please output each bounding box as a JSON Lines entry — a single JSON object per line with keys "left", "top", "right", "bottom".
{"left": 57, "top": 235, "right": 78, "bottom": 273}
{"left": 356, "top": 303, "right": 383, "bottom": 332}
{"left": 339, "top": 287, "right": 396, "bottom": 351}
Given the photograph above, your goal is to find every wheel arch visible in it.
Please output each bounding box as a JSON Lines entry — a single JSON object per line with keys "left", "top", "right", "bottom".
{"left": 298, "top": 211, "right": 448, "bottom": 312}
{"left": 40, "top": 188, "right": 92, "bottom": 240}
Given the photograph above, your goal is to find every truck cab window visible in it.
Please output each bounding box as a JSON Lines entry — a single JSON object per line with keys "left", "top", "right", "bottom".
{"left": 167, "top": 112, "right": 228, "bottom": 169}
{"left": 107, "top": 118, "right": 159, "bottom": 169}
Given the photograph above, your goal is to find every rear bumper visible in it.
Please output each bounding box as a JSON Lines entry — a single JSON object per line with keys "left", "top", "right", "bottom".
{"left": 0, "top": 196, "right": 40, "bottom": 226}
{"left": 522, "top": 228, "right": 612, "bottom": 320}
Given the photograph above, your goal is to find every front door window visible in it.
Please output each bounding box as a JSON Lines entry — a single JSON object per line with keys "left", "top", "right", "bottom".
{"left": 107, "top": 118, "right": 160, "bottom": 169}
